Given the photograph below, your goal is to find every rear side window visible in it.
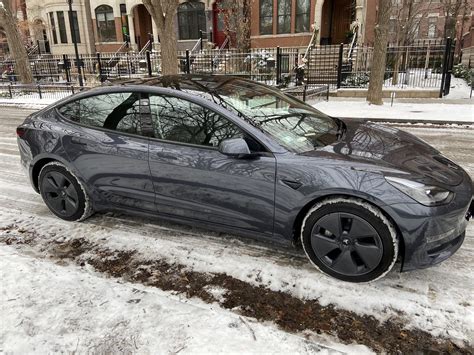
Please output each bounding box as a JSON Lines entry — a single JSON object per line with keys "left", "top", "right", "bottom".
{"left": 148, "top": 95, "right": 243, "bottom": 147}
{"left": 58, "top": 92, "right": 142, "bottom": 135}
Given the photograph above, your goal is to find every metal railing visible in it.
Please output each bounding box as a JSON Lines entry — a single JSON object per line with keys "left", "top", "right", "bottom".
{"left": 0, "top": 83, "right": 84, "bottom": 100}
{"left": 0, "top": 40, "right": 458, "bottom": 97}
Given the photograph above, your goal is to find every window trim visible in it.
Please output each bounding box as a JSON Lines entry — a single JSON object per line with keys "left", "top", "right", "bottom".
{"left": 177, "top": 1, "right": 206, "bottom": 41}
{"left": 146, "top": 93, "right": 269, "bottom": 153}
{"left": 259, "top": 0, "right": 274, "bottom": 35}
{"left": 56, "top": 11, "right": 68, "bottom": 44}
{"left": 55, "top": 92, "right": 147, "bottom": 141}
{"left": 295, "top": 0, "right": 311, "bottom": 33}
{"left": 277, "top": 0, "right": 292, "bottom": 34}
{"left": 95, "top": 5, "right": 117, "bottom": 42}
{"left": 54, "top": 90, "right": 272, "bottom": 154}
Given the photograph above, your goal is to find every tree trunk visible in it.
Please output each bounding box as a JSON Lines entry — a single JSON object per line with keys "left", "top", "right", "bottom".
{"left": 143, "top": 0, "right": 179, "bottom": 76}
{"left": 0, "top": 3, "right": 33, "bottom": 84}
{"left": 367, "top": 0, "right": 391, "bottom": 105}
{"left": 158, "top": 18, "right": 178, "bottom": 75}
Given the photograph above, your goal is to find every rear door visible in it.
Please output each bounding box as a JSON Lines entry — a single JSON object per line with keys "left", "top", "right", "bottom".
{"left": 57, "top": 91, "right": 155, "bottom": 212}
{"left": 146, "top": 93, "right": 276, "bottom": 235}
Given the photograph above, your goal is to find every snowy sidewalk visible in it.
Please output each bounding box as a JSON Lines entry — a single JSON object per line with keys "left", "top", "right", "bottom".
{"left": 313, "top": 100, "right": 473, "bottom": 124}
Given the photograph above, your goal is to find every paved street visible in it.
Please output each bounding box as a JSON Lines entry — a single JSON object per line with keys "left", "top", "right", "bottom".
{"left": 1, "top": 107, "right": 473, "bottom": 352}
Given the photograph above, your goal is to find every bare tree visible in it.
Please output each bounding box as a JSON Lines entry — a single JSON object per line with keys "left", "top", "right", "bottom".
{"left": 367, "top": 0, "right": 391, "bottom": 105}
{"left": 390, "top": 0, "right": 433, "bottom": 85}
{"left": 440, "top": 0, "right": 467, "bottom": 39}
{"left": 219, "top": 0, "right": 251, "bottom": 52}
{"left": 0, "top": 0, "right": 33, "bottom": 83}
{"left": 143, "top": 0, "right": 179, "bottom": 75}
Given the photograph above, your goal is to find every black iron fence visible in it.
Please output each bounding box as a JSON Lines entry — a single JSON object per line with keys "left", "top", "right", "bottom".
{"left": 0, "top": 83, "right": 82, "bottom": 100}
{"left": 0, "top": 39, "right": 456, "bottom": 99}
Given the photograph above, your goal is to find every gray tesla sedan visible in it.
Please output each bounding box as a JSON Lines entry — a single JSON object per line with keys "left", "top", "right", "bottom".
{"left": 16, "top": 75, "right": 473, "bottom": 282}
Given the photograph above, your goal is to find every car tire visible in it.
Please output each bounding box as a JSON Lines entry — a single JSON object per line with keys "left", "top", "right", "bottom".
{"left": 39, "top": 162, "right": 93, "bottom": 222}
{"left": 301, "top": 197, "right": 398, "bottom": 282}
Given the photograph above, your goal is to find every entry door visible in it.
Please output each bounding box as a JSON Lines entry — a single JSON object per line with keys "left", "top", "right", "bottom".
{"left": 58, "top": 91, "right": 155, "bottom": 212}
{"left": 212, "top": 1, "right": 226, "bottom": 47}
{"left": 147, "top": 94, "right": 276, "bottom": 235}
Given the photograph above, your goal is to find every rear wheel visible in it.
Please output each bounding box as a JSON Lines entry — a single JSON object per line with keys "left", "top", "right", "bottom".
{"left": 39, "top": 162, "right": 92, "bottom": 221}
{"left": 301, "top": 197, "right": 398, "bottom": 282}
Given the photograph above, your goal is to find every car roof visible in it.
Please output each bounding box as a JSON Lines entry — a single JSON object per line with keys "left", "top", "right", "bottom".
{"left": 108, "top": 74, "right": 259, "bottom": 92}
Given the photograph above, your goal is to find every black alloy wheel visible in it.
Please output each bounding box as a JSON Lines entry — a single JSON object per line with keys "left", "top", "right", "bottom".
{"left": 311, "top": 212, "right": 383, "bottom": 276}
{"left": 39, "top": 162, "right": 91, "bottom": 221}
{"left": 301, "top": 198, "right": 398, "bottom": 283}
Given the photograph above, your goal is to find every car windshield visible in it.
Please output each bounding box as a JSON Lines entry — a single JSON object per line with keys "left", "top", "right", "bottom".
{"left": 149, "top": 76, "right": 343, "bottom": 153}
{"left": 212, "top": 82, "right": 341, "bottom": 153}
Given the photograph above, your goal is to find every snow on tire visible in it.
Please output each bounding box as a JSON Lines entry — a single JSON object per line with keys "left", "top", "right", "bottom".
{"left": 300, "top": 197, "right": 399, "bottom": 283}
{"left": 38, "top": 162, "right": 93, "bottom": 222}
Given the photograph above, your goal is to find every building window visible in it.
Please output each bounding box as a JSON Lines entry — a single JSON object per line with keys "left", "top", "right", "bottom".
{"left": 427, "top": 17, "right": 437, "bottom": 38}
{"left": 259, "top": 0, "right": 273, "bottom": 35}
{"left": 48, "top": 12, "right": 58, "bottom": 44}
{"left": 56, "top": 11, "right": 68, "bottom": 43}
{"left": 277, "top": 0, "right": 291, "bottom": 34}
{"left": 95, "top": 5, "right": 116, "bottom": 42}
{"left": 295, "top": 0, "right": 310, "bottom": 33}
{"left": 68, "top": 11, "right": 81, "bottom": 43}
{"left": 177, "top": 1, "right": 206, "bottom": 40}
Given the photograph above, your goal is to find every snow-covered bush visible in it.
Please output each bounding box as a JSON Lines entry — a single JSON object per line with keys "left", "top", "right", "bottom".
{"left": 452, "top": 64, "right": 473, "bottom": 86}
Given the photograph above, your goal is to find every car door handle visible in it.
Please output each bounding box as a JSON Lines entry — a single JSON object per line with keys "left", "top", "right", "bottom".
{"left": 71, "top": 137, "right": 88, "bottom": 146}
{"left": 156, "top": 153, "right": 177, "bottom": 160}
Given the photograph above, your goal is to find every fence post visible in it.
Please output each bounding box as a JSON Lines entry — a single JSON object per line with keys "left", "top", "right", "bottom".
{"left": 439, "top": 37, "right": 452, "bottom": 98}
{"left": 146, "top": 51, "right": 152, "bottom": 77}
{"left": 276, "top": 46, "right": 281, "bottom": 85}
{"left": 96, "top": 52, "right": 104, "bottom": 83}
{"left": 199, "top": 30, "right": 203, "bottom": 51}
{"left": 185, "top": 49, "right": 190, "bottom": 74}
{"left": 336, "top": 43, "right": 344, "bottom": 89}
{"left": 63, "top": 54, "right": 71, "bottom": 83}
{"left": 8, "top": 83, "right": 12, "bottom": 99}
{"left": 37, "top": 84, "right": 42, "bottom": 100}
{"left": 444, "top": 38, "right": 455, "bottom": 96}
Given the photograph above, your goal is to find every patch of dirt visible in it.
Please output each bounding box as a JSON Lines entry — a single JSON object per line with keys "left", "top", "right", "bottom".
{"left": 1, "top": 225, "right": 472, "bottom": 353}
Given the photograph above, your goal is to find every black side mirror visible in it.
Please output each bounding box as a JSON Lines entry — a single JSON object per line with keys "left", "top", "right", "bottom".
{"left": 218, "top": 138, "right": 259, "bottom": 159}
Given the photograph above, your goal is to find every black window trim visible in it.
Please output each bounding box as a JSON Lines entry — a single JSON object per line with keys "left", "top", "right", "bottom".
{"left": 55, "top": 89, "right": 273, "bottom": 155}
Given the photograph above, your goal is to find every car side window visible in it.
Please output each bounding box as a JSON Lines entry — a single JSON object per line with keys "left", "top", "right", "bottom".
{"left": 148, "top": 95, "right": 243, "bottom": 148}
{"left": 58, "top": 92, "right": 142, "bottom": 136}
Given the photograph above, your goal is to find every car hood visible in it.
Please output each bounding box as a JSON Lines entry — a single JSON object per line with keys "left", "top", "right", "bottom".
{"left": 301, "top": 119, "right": 464, "bottom": 187}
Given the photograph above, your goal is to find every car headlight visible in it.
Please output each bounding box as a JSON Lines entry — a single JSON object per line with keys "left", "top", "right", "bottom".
{"left": 385, "top": 176, "right": 453, "bottom": 206}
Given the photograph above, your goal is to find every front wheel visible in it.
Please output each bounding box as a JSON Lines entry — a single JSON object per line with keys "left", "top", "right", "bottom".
{"left": 39, "top": 162, "right": 93, "bottom": 222}
{"left": 301, "top": 197, "right": 398, "bottom": 282}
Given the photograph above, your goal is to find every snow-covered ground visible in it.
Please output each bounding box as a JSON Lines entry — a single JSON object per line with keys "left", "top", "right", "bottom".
{"left": 1, "top": 108, "right": 473, "bottom": 353}
{"left": 2, "top": 246, "right": 364, "bottom": 354}
{"left": 446, "top": 77, "right": 474, "bottom": 100}
{"left": 314, "top": 100, "right": 473, "bottom": 123}
{"left": 314, "top": 77, "right": 473, "bottom": 123}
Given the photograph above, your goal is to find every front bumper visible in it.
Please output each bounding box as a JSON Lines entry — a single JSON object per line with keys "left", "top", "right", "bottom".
{"left": 386, "top": 175, "right": 473, "bottom": 272}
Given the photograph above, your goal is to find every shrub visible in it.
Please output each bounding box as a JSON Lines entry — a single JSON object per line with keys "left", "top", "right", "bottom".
{"left": 452, "top": 64, "right": 474, "bottom": 85}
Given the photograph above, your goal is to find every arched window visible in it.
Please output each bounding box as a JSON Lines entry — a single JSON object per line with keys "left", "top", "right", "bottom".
{"left": 95, "top": 5, "right": 116, "bottom": 42}
{"left": 177, "top": 1, "right": 206, "bottom": 40}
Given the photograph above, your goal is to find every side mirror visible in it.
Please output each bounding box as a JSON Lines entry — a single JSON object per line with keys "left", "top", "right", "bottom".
{"left": 219, "top": 138, "right": 257, "bottom": 159}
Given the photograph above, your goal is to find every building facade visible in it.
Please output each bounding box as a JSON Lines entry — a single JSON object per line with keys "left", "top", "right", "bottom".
{"left": 19, "top": 0, "right": 474, "bottom": 56}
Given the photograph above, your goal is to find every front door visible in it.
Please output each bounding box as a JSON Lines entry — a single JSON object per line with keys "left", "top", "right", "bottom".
{"left": 58, "top": 91, "right": 155, "bottom": 212}
{"left": 146, "top": 94, "right": 276, "bottom": 235}
{"left": 212, "top": 1, "right": 227, "bottom": 48}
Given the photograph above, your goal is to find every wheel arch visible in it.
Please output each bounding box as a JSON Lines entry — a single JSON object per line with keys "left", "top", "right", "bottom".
{"left": 30, "top": 155, "right": 81, "bottom": 193}
{"left": 291, "top": 193, "right": 405, "bottom": 268}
